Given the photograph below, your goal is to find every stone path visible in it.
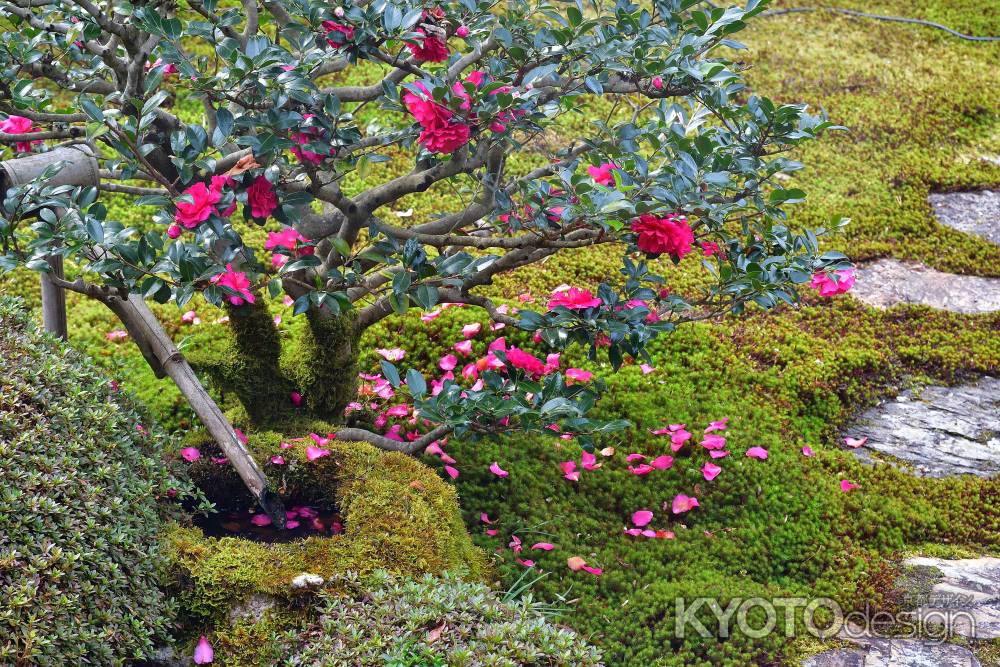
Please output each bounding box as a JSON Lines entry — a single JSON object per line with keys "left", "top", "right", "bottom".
{"left": 928, "top": 189, "right": 1000, "bottom": 245}
{"left": 851, "top": 259, "right": 1000, "bottom": 314}
{"left": 902, "top": 556, "right": 1000, "bottom": 640}
{"left": 845, "top": 377, "right": 1000, "bottom": 477}
{"left": 804, "top": 637, "right": 981, "bottom": 667}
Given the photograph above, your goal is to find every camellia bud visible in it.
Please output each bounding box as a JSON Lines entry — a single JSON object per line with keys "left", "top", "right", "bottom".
{"left": 652, "top": 76, "right": 664, "bottom": 90}
{"left": 490, "top": 121, "right": 506, "bottom": 133}
{"left": 334, "top": 6, "right": 345, "bottom": 16}
{"left": 166, "top": 224, "right": 182, "bottom": 239}
{"left": 456, "top": 25, "right": 469, "bottom": 37}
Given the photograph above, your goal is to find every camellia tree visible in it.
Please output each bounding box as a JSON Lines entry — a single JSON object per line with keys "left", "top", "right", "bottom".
{"left": 0, "top": 0, "right": 852, "bottom": 518}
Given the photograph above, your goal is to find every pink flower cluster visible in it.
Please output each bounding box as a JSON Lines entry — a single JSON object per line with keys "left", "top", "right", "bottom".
{"left": 265, "top": 227, "right": 313, "bottom": 269}
{"left": 810, "top": 268, "right": 855, "bottom": 296}
{"left": 210, "top": 263, "right": 255, "bottom": 306}
{"left": 403, "top": 82, "right": 471, "bottom": 154}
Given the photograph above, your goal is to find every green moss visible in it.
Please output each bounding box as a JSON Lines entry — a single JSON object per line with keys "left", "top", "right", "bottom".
{"left": 282, "top": 310, "right": 360, "bottom": 421}
{"left": 163, "top": 434, "right": 488, "bottom": 635}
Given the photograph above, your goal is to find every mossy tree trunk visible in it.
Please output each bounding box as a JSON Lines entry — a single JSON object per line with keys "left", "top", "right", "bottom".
{"left": 201, "top": 302, "right": 360, "bottom": 427}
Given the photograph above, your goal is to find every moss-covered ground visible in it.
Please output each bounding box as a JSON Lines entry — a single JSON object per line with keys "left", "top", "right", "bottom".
{"left": 2, "top": 0, "right": 999, "bottom": 664}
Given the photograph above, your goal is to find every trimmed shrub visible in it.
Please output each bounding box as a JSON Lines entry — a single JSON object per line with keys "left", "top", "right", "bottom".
{"left": 0, "top": 298, "right": 192, "bottom": 665}
{"left": 284, "top": 571, "right": 604, "bottom": 667}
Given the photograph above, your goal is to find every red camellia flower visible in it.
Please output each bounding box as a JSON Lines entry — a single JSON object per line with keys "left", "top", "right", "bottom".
{"left": 210, "top": 263, "right": 255, "bottom": 306}
{"left": 547, "top": 286, "right": 602, "bottom": 311}
{"left": 407, "top": 28, "right": 449, "bottom": 62}
{"left": 630, "top": 213, "right": 694, "bottom": 259}
{"left": 0, "top": 115, "right": 41, "bottom": 152}
{"left": 246, "top": 176, "right": 278, "bottom": 220}
{"left": 321, "top": 20, "right": 355, "bottom": 49}
{"left": 175, "top": 182, "right": 222, "bottom": 229}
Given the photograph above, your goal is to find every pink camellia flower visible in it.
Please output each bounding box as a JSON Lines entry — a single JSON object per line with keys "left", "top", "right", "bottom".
{"left": 560, "top": 460, "right": 580, "bottom": 482}
{"left": 702, "top": 462, "right": 722, "bottom": 481}
{"left": 321, "top": 20, "right": 355, "bottom": 48}
{"left": 632, "top": 510, "right": 654, "bottom": 527}
{"left": 701, "top": 241, "right": 724, "bottom": 258}
{"left": 402, "top": 82, "right": 470, "bottom": 154}
{"left": 811, "top": 268, "right": 856, "bottom": 296}
{"left": 506, "top": 347, "right": 547, "bottom": 377}
{"left": 175, "top": 182, "right": 221, "bottom": 229}
{"left": 193, "top": 635, "right": 214, "bottom": 664}
{"left": 547, "top": 286, "right": 602, "bottom": 310}
{"left": 106, "top": 330, "right": 128, "bottom": 341}
{"left": 566, "top": 368, "right": 593, "bottom": 384}
{"left": 802, "top": 445, "right": 815, "bottom": 457}
{"left": 462, "top": 322, "right": 482, "bottom": 338}
{"left": 672, "top": 493, "right": 699, "bottom": 514}
{"left": 270, "top": 455, "right": 285, "bottom": 465}
{"left": 0, "top": 115, "right": 41, "bottom": 152}
{"left": 439, "top": 354, "right": 458, "bottom": 371}
{"left": 489, "top": 461, "right": 509, "bottom": 478}
{"left": 406, "top": 28, "right": 449, "bottom": 62}
{"left": 306, "top": 446, "right": 330, "bottom": 462}
{"left": 453, "top": 339, "right": 473, "bottom": 356}
{"left": 180, "top": 447, "right": 201, "bottom": 462}
{"left": 587, "top": 162, "right": 618, "bottom": 186}
{"left": 456, "top": 24, "right": 470, "bottom": 37}
{"left": 844, "top": 436, "right": 868, "bottom": 449}
{"left": 246, "top": 176, "right": 278, "bottom": 220}
{"left": 210, "top": 264, "right": 255, "bottom": 306}
{"left": 631, "top": 212, "right": 694, "bottom": 258}
{"left": 265, "top": 228, "right": 313, "bottom": 269}
{"left": 746, "top": 446, "right": 769, "bottom": 460}
{"left": 531, "top": 542, "right": 554, "bottom": 551}
{"left": 840, "top": 479, "right": 859, "bottom": 492}
{"left": 376, "top": 347, "right": 406, "bottom": 361}
{"left": 250, "top": 513, "right": 271, "bottom": 526}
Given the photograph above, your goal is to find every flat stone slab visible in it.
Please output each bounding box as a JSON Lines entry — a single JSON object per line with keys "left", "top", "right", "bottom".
{"left": 804, "top": 637, "right": 981, "bottom": 667}
{"left": 929, "top": 190, "right": 1000, "bottom": 245}
{"left": 903, "top": 556, "right": 1000, "bottom": 640}
{"left": 851, "top": 259, "right": 1000, "bottom": 314}
{"left": 846, "top": 377, "right": 1000, "bottom": 477}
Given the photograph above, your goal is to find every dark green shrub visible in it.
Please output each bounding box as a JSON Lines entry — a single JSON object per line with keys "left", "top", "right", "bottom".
{"left": 0, "top": 298, "right": 193, "bottom": 665}
{"left": 284, "top": 571, "right": 604, "bottom": 667}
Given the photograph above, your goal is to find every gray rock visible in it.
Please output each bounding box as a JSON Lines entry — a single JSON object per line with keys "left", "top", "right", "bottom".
{"left": 851, "top": 259, "right": 1000, "bottom": 314}
{"left": 928, "top": 189, "right": 1000, "bottom": 245}
{"left": 903, "top": 556, "right": 1000, "bottom": 640}
{"left": 804, "top": 638, "right": 980, "bottom": 667}
{"left": 844, "top": 377, "right": 1000, "bottom": 478}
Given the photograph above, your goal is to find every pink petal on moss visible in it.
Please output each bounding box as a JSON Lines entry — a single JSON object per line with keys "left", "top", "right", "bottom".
{"left": 193, "top": 635, "right": 214, "bottom": 664}
{"left": 702, "top": 462, "right": 722, "bottom": 481}
{"left": 250, "top": 514, "right": 271, "bottom": 526}
{"left": 234, "top": 428, "right": 248, "bottom": 445}
{"left": 270, "top": 455, "right": 285, "bottom": 465}
{"left": 651, "top": 455, "right": 673, "bottom": 470}
{"left": 745, "top": 446, "right": 769, "bottom": 460}
{"left": 444, "top": 465, "right": 459, "bottom": 479}
{"left": 632, "top": 510, "right": 654, "bottom": 527}
{"left": 180, "top": 447, "right": 201, "bottom": 462}
{"left": 531, "top": 542, "right": 555, "bottom": 551}
{"left": 439, "top": 354, "right": 458, "bottom": 371}
{"left": 840, "top": 479, "right": 859, "bottom": 492}
{"left": 709, "top": 450, "right": 730, "bottom": 459}
{"left": 844, "top": 436, "right": 868, "bottom": 449}
{"left": 581, "top": 565, "right": 603, "bottom": 576}
{"left": 489, "top": 461, "right": 509, "bottom": 478}
{"left": 306, "top": 446, "right": 330, "bottom": 462}
{"left": 802, "top": 446, "right": 815, "bottom": 457}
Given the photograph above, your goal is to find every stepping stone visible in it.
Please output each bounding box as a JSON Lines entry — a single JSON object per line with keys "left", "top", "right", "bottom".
{"left": 851, "top": 259, "right": 1000, "bottom": 314}
{"left": 928, "top": 189, "right": 1000, "bottom": 245}
{"left": 901, "top": 556, "right": 1000, "bottom": 640}
{"left": 803, "top": 637, "right": 980, "bottom": 667}
{"left": 845, "top": 377, "right": 1000, "bottom": 477}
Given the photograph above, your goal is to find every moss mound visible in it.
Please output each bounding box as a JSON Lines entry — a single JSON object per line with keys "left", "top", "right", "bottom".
{"left": 164, "top": 431, "right": 488, "bottom": 632}
{"left": 0, "top": 298, "right": 189, "bottom": 665}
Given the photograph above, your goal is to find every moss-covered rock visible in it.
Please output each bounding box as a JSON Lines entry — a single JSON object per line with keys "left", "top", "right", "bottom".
{"left": 163, "top": 430, "right": 488, "bottom": 648}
